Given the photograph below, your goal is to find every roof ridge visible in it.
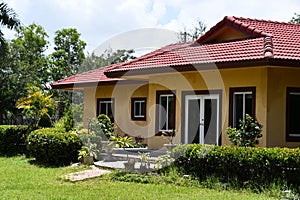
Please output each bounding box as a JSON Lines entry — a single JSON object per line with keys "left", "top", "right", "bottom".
{"left": 195, "top": 16, "right": 267, "bottom": 44}
{"left": 105, "top": 42, "right": 192, "bottom": 72}
{"left": 232, "top": 16, "right": 300, "bottom": 26}
{"left": 225, "top": 16, "right": 272, "bottom": 37}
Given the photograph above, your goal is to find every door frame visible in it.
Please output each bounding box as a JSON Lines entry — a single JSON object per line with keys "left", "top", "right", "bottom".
{"left": 181, "top": 90, "right": 222, "bottom": 145}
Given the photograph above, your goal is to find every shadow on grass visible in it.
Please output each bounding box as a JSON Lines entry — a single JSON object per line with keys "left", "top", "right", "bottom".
{"left": 27, "top": 158, "right": 75, "bottom": 168}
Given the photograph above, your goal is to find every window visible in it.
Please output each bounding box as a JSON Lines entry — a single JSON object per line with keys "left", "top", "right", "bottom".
{"left": 286, "top": 88, "right": 300, "bottom": 141}
{"left": 156, "top": 91, "right": 176, "bottom": 134}
{"left": 131, "top": 98, "right": 146, "bottom": 120}
{"left": 229, "top": 87, "right": 255, "bottom": 128}
{"left": 97, "top": 98, "right": 114, "bottom": 122}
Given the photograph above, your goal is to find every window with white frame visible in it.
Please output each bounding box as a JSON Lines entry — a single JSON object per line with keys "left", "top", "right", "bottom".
{"left": 97, "top": 98, "right": 114, "bottom": 122}
{"left": 131, "top": 98, "right": 146, "bottom": 120}
{"left": 230, "top": 87, "right": 255, "bottom": 128}
{"left": 156, "top": 91, "right": 175, "bottom": 133}
{"left": 286, "top": 88, "right": 300, "bottom": 141}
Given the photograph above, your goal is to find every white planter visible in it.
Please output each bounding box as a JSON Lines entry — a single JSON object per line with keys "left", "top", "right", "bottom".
{"left": 124, "top": 160, "right": 135, "bottom": 172}
{"left": 83, "top": 155, "right": 94, "bottom": 165}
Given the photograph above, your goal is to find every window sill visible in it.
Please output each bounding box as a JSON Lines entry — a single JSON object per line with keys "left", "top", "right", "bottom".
{"left": 131, "top": 117, "right": 146, "bottom": 121}
{"left": 286, "top": 135, "right": 300, "bottom": 142}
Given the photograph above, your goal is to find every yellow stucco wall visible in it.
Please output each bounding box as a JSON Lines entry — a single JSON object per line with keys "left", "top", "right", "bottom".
{"left": 83, "top": 66, "right": 300, "bottom": 149}
{"left": 266, "top": 67, "right": 300, "bottom": 148}
{"left": 83, "top": 83, "right": 150, "bottom": 143}
{"left": 146, "top": 67, "right": 268, "bottom": 149}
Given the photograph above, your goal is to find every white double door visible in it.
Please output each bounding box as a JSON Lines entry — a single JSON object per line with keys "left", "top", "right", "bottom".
{"left": 184, "top": 94, "right": 220, "bottom": 145}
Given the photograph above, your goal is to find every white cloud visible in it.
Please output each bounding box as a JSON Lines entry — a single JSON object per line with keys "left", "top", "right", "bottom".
{"left": 2, "top": 0, "right": 300, "bottom": 54}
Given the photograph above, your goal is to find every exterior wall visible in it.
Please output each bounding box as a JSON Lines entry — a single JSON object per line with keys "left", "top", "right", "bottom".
{"left": 266, "top": 67, "right": 300, "bottom": 147}
{"left": 82, "top": 66, "right": 300, "bottom": 149}
{"left": 146, "top": 67, "right": 268, "bottom": 149}
{"left": 221, "top": 67, "right": 268, "bottom": 147}
{"left": 83, "top": 83, "right": 149, "bottom": 143}
{"left": 83, "top": 85, "right": 114, "bottom": 127}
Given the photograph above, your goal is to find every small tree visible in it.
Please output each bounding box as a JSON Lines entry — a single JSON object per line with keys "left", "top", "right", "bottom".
{"left": 16, "top": 85, "right": 55, "bottom": 127}
{"left": 226, "top": 114, "right": 262, "bottom": 147}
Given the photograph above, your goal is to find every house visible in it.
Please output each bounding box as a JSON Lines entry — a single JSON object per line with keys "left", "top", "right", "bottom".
{"left": 51, "top": 16, "right": 300, "bottom": 149}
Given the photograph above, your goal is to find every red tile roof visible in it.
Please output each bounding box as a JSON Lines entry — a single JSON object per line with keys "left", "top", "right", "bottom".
{"left": 51, "top": 65, "right": 122, "bottom": 89}
{"left": 106, "top": 16, "right": 300, "bottom": 76}
{"left": 51, "top": 16, "right": 300, "bottom": 88}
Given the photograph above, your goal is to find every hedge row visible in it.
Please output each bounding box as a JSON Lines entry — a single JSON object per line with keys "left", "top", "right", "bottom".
{"left": 27, "top": 128, "right": 82, "bottom": 166}
{"left": 0, "top": 125, "right": 35, "bottom": 156}
{"left": 172, "top": 144, "right": 300, "bottom": 186}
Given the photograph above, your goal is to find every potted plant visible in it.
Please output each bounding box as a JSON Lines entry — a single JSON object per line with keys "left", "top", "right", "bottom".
{"left": 109, "top": 135, "right": 135, "bottom": 171}
{"left": 162, "top": 130, "right": 178, "bottom": 151}
{"left": 78, "top": 128, "right": 102, "bottom": 162}
{"left": 78, "top": 146, "right": 94, "bottom": 165}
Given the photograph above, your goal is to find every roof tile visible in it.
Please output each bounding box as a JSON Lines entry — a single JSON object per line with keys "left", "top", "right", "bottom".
{"left": 52, "top": 16, "right": 300, "bottom": 88}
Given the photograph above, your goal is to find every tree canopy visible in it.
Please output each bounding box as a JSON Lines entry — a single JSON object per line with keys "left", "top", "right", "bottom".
{"left": 177, "top": 20, "right": 206, "bottom": 43}
{"left": 0, "top": 2, "right": 20, "bottom": 46}
{"left": 80, "top": 48, "right": 135, "bottom": 73}
{"left": 11, "top": 23, "right": 49, "bottom": 87}
{"left": 50, "top": 28, "right": 86, "bottom": 81}
{"left": 291, "top": 13, "right": 300, "bottom": 24}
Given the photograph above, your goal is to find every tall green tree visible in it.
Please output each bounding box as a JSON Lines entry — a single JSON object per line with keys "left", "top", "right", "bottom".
{"left": 0, "top": 1, "right": 21, "bottom": 123}
{"left": 49, "top": 28, "right": 86, "bottom": 116}
{"left": 0, "top": 23, "right": 49, "bottom": 124}
{"left": 0, "top": 1, "right": 20, "bottom": 47}
{"left": 0, "top": 44, "right": 21, "bottom": 124}
{"left": 178, "top": 20, "right": 206, "bottom": 43}
{"left": 50, "top": 28, "right": 86, "bottom": 81}
{"left": 291, "top": 13, "right": 300, "bottom": 24}
{"left": 11, "top": 23, "right": 49, "bottom": 88}
{"left": 80, "top": 48, "right": 135, "bottom": 73}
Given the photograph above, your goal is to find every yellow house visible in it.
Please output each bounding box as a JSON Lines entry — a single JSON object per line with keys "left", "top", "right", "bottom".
{"left": 51, "top": 16, "right": 300, "bottom": 149}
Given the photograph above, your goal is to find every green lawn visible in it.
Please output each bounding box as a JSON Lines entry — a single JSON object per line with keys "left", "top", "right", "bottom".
{"left": 0, "top": 156, "right": 276, "bottom": 200}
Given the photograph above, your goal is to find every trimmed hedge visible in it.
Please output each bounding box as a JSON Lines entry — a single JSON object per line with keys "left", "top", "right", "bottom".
{"left": 172, "top": 144, "right": 300, "bottom": 187}
{"left": 27, "top": 128, "right": 82, "bottom": 166}
{"left": 0, "top": 125, "right": 35, "bottom": 156}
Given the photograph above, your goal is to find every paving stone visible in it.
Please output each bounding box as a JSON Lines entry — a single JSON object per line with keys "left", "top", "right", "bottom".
{"left": 65, "top": 166, "right": 110, "bottom": 182}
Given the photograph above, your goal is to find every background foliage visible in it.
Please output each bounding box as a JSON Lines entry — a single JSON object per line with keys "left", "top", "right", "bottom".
{"left": 0, "top": 125, "right": 35, "bottom": 156}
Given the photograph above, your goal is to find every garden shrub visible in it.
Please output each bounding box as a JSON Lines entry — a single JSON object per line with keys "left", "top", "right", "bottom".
{"left": 97, "top": 114, "right": 113, "bottom": 139}
{"left": 0, "top": 125, "right": 35, "bottom": 156}
{"left": 227, "top": 114, "right": 263, "bottom": 147}
{"left": 27, "top": 128, "right": 82, "bottom": 166}
{"left": 63, "top": 108, "right": 75, "bottom": 132}
{"left": 78, "top": 131, "right": 102, "bottom": 160}
{"left": 53, "top": 109, "right": 75, "bottom": 132}
{"left": 88, "top": 118, "right": 105, "bottom": 137}
{"left": 172, "top": 144, "right": 300, "bottom": 189}
{"left": 37, "top": 113, "right": 52, "bottom": 128}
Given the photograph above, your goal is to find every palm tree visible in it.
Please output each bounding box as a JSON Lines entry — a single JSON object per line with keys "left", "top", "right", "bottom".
{"left": 0, "top": 1, "right": 20, "bottom": 45}
{"left": 16, "top": 85, "right": 55, "bottom": 127}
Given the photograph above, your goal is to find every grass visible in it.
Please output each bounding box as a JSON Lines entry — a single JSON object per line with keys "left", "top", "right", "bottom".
{"left": 0, "top": 156, "right": 278, "bottom": 200}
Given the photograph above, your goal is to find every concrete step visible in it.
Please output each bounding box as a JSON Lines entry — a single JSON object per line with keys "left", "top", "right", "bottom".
{"left": 100, "top": 148, "right": 167, "bottom": 162}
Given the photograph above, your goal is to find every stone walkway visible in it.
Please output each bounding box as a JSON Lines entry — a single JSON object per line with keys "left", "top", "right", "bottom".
{"left": 64, "top": 165, "right": 110, "bottom": 182}
{"left": 95, "top": 160, "right": 156, "bottom": 170}
{"left": 64, "top": 148, "right": 166, "bottom": 182}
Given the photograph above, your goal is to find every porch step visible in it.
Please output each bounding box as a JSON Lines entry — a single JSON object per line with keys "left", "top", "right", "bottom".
{"left": 99, "top": 148, "right": 167, "bottom": 163}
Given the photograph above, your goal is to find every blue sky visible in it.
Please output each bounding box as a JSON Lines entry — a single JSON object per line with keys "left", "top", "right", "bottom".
{"left": 3, "top": 0, "right": 300, "bottom": 54}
